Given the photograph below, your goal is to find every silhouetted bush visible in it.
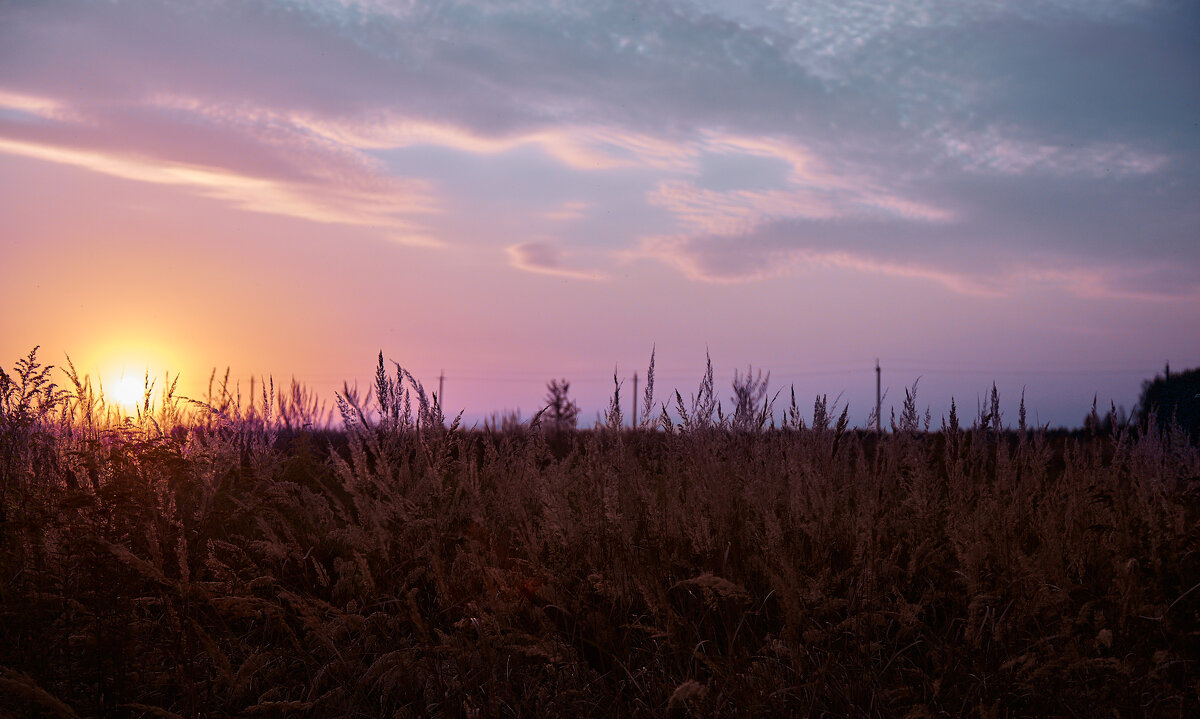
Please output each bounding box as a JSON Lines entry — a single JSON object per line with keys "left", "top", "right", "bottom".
{"left": 544, "top": 378, "right": 579, "bottom": 432}
{"left": 1137, "top": 365, "right": 1200, "bottom": 444}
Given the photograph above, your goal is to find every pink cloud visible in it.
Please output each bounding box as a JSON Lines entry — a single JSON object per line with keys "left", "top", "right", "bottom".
{"left": 646, "top": 131, "right": 951, "bottom": 237}
{"left": 289, "top": 111, "right": 697, "bottom": 171}
{"left": 0, "top": 89, "right": 72, "bottom": 120}
{"left": 506, "top": 240, "right": 609, "bottom": 281}
{"left": 1, "top": 87, "right": 949, "bottom": 264}
{"left": 1016, "top": 263, "right": 1200, "bottom": 303}
{"left": 630, "top": 228, "right": 1200, "bottom": 303}
{"left": 629, "top": 233, "right": 1001, "bottom": 296}
{"left": 0, "top": 93, "right": 439, "bottom": 232}
{"left": 648, "top": 180, "right": 841, "bottom": 234}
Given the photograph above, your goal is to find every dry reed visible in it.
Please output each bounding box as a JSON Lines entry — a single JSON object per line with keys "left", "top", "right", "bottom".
{"left": 1, "top": 348, "right": 1197, "bottom": 717}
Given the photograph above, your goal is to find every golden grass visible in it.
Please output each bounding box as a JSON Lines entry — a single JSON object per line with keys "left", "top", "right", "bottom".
{"left": 0, "top": 349, "right": 1197, "bottom": 717}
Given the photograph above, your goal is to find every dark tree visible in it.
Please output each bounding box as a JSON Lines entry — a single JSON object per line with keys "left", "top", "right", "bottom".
{"left": 1136, "top": 365, "right": 1200, "bottom": 444}
{"left": 545, "top": 379, "right": 579, "bottom": 432}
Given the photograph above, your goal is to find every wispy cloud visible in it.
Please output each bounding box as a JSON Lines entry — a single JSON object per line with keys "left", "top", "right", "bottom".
{"left": 939, "top": 126, "right": 1170, "bottom": 178}
{"left": 290, "top": 112, "right": 698, "bottom": 172}
{"left": 540, "top": 200, "right": 593, "bottom": 222}
{"left": 629, "top": 230, "right": 997, "bottom": 294}
{"left": 507, "top": 240, "right": 609, "bottom": 281}
{"left": 0, "top": 94, "right": 439, "bottom": 231}
{"left": 0, "top": 89, "right": 70, "bottom": 120}
{"left": 627, "top": 211, "right": 1200, "bottom": 303}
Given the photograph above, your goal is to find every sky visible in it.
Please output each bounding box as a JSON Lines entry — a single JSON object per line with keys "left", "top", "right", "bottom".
{"left": 2, "top": 0, "right": 1198, "bottom": 428}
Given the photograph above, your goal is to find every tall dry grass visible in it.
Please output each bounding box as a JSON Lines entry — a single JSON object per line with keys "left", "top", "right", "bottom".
{"left": 0, "top": 348, "right": 1197, "bottom": 718}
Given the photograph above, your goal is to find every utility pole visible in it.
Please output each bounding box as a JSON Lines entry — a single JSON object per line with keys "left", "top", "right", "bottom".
{"left": 875, "top": 359, "right": 882, "bottom": 434}
{"left": 1165, "top": 361, "right": 1171, "bottom": 383}
{"left": 438, "top": 370, "right": 445, "bottom": 411}
{"left": 632, "top": 372, "right": 638, "bottom": 428}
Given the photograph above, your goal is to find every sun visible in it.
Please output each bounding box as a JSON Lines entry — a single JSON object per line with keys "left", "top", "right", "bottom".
{"left": 110, "top": 374, "right": 147, "bottom": 412}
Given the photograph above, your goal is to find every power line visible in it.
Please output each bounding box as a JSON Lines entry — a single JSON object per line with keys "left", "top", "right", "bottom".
{"left": 882, "top": 367, "right": 1151, "bottom": 377}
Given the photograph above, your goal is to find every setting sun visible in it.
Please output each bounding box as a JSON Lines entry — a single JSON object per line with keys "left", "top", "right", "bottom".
{"left": 83, "top": 339, "right": 182, "bottom": 415}
{"left": 108, "top": 372, "right": 148, "bottom": 412}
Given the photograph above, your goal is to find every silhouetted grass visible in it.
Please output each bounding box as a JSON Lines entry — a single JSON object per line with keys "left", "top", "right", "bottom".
{"left": 1, "top": 349, "right": 1197, "bottom": 717}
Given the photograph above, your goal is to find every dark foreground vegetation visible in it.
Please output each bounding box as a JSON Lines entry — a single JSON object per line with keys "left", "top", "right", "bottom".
{"left": 1, "top": 350, "right": 1198, "bottom": 717}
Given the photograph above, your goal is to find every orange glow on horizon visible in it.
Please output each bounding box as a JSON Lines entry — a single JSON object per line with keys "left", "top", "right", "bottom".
{"left": 75, "top": 334, "right": 188, "bottom": 415}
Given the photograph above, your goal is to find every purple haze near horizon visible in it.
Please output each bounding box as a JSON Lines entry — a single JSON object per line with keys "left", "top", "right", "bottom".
{"left": 1, "top": 0, "right": 1197, "bottom": 428}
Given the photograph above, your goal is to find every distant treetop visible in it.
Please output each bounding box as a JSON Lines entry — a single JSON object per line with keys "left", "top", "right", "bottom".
{"left": 1136, "top": 366, "right": 1199, "bottom": 443}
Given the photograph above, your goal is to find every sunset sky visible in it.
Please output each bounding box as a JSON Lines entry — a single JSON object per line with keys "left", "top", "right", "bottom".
{"left": 2, "top": 0, "right": 1197, "bottom": 428}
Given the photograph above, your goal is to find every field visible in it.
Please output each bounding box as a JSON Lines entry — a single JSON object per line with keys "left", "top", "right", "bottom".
{"left": 1, "top": 350, "right": 1198, "bottom": 717}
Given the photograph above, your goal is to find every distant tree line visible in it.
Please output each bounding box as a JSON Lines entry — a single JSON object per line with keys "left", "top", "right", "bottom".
{"left": 1135, "top": 364, "right": 1200, "bottom": 444}
{"left": 544, "top": 364, "right": 1199, "bottom": 444}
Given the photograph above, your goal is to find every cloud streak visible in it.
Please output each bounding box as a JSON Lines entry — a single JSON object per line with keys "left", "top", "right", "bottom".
{"left": 939, "top": 126, "right": 1170, "bottom": 178}
{"left": 631, "top": 212, "right": 1200, "bottom": 303}
{"left": 0, "top": 93, "right": 438, "bottom": 232}
{"left": 506, "top": 241, "right": 608, "bottom": 281}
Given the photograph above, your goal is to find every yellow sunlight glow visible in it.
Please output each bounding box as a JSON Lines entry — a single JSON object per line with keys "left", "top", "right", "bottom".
{"left": 110, "top": 374, "right": 147, "bottom": 412}
{"left": 83, "top": 333, "right": 189, "bottom": 416}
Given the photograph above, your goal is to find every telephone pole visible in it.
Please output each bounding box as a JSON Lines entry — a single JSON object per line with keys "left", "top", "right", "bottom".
{"left": 875, "top": 359, "right": 882, "bottom": 434}
{"left": 437, "top": 370, "right": 445, "bottom": 410}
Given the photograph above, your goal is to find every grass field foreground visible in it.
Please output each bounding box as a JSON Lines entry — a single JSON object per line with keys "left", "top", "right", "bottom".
{"left": 1, "top": 349, "right": 1198, "bottom": 717}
